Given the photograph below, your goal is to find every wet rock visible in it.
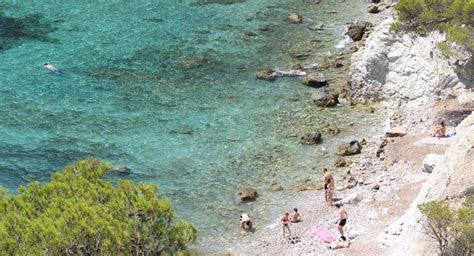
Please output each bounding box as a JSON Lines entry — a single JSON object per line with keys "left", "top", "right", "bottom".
{"left": 109, "top": 164, "right": 130, "bottom": 173}
{"left": 336, "top": 140, "right": 362, "bottom": 156}
{"left": 314, "top": 0, "right": 322, "bottom": 3}
{"left": 256, "top": 69, "right": 278, "bottom": 81}
{"left": 269, "top": 182, "right": 284, "bottom": 191}
{"left": 328, "top": 124, "right": 340, "bottom": 134}
{"left": 290, "top": 63, "right": 304, "bottom": 71}
{"left": 300, "top": 73, "right": 328, "bottom": 88}
{"left": 288, "top": 13, "right": 302, "bottom": 23}
{"left": 291, "top": 52, "right": 311, "bottom": 60}
{"left": 345, "top": 21, "right": 372, "bottom": 41}
{"left": 385, "top": 126, "right": 407, "bottom": 137}
{"left": 300, "top": 131, "right": 322, "bottom": 144}
{"left": 368, "top": 4, "right": 380, "bottom": 14}
{"left": 237, "top": 187, "right": 258, "bottom": 201}
{"left": 334, "top": 157, "right": 347, "bottom": 167}
{"left": 371, "top": 0, "right": 381, "bottom": 3}
{"left": 259, "top": 26, "right": 271, "bottom": 32}
{"left": 312, "top": 88, "right": 338, "bottom": 107}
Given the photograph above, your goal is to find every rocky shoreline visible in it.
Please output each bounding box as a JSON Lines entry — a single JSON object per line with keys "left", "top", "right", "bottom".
{"left": 231, "top": 1, "right": 473, "bottom": 255}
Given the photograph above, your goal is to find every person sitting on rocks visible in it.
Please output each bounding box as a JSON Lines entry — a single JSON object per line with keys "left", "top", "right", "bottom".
{"left": 289, "top": 208, "right": 301, "bottom": 223}
{"left": 281, "top": 212, "right": 292, "bottom": 238}
{"left": 433, "top": 121, "right": 446, "bottom": 138}
{"left": 323, "top": 168, "right": 335, "bottom": 207}
{"left": 240, "top": 213, "right": 252, "bottom": 231}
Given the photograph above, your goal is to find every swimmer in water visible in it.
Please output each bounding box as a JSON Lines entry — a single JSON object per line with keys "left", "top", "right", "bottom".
{"left": 43, "top": 63, "right": 60, "bottom": 73}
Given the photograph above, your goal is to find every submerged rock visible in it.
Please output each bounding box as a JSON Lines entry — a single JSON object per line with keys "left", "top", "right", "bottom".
{"left": 256, "top": 69, "right": 278, "bottom": 81}
{"left": 109, "top": 164, "right": 130, "bottom": 173}
{"left": 334, "top": 157, "right": 347, "bottom": 167}
{"left": 300, "top": 131, "right": 322, "bottom": 144}
{"left": 269, "top": 182, "right": 284, "bottom": 191}
{"left": 288, "top": 13, "right": 302, "bottom": 23}
{"left": 237, "top": 187, "right": 258, "bottom": 201}
{"left": 336, "top": 140, "right": 362, "bottom": 156}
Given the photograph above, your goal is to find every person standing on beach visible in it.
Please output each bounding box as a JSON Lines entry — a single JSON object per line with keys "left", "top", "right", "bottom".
{"left": 322, "top": 168, "right": 335, "bottom": 206}
{"left": 281, "top": 212, "right": 292, "bottom": 238}
{"left": 334, "top": 203, "right": 348, "bottom": 241}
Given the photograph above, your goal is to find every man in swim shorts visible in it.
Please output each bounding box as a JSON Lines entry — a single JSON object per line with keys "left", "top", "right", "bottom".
{"left": 322, "top": 168, "right": 335, "bottom": 206}
{"left": 281, "top": 212, "right": 292, "bottom": 238}
{"left": 335, "top": 203, "right": 348, "bottom": 241}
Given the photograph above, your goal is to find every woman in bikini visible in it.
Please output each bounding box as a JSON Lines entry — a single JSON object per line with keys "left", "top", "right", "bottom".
{"left": 281, "top": 212, "right": 292, "bottom": 238}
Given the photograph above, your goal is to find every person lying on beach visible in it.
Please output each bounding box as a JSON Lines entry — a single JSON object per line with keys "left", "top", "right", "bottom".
{"left": 433, "top": 121, "right": 446, "bottom": 138}
{"left": 334, "top": 203, "right": 348, "bottom": 241}
{"left": 281, "top": 212, "right": 292, "bottom": 238}
{"left": 43, "top": 63, "right": 60, "bottom": 73}
{"left": 322, "top": 168, "right": 335, "bottom": 207}
{"left": 240, "top": 213, "right": 252, "bottom": 231}
{"left": 289, "top": 208, "right": 301, "bottom": 223}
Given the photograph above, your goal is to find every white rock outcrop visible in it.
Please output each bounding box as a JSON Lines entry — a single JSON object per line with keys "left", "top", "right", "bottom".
{"left": 349, "top": 17, "right": 473, "bottom": 108}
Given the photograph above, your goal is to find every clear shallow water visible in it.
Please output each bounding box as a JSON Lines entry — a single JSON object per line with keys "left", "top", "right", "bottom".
{"left": 0, "top": 0, "right": 382, "bottom": 251}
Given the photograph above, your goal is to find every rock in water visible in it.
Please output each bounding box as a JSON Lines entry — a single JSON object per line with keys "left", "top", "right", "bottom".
{"left": 269, "top": 182, "right": 284, "bottom": 191}
{"left": 237, "top": 187, "right": 258, "bottom": 201}
{"left": 312, "top": 88, "right": 338, "bottom": 107}
{"left": 109, "top": 164, "right": 130, "bottom": 173}
{"left": 256, "top": 69, "right": 278, "bottom": 81}
{"left": 385, "top": 126, "right": 407, "bottom": 137}
{"left": 288, "top": 13, "right": 302, "bottom": 23}
{"left": 300, "top": 73, "right": 328, "bottom": 88}
{"left": 345, "top": 21, "right": 372, "bottom": 41}
{"left": 300, "top": 131, "right": 322, "bottom": 144}
{"left": 368, "top": 4, "right": 380, "bottom": 14}
{"left": 336, "top": 140, "right": 362, "bottom": 156}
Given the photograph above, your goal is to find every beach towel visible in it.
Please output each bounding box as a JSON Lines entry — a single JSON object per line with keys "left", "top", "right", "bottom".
{"left": 313, "top": 227, "right": 336, "bottom": 243}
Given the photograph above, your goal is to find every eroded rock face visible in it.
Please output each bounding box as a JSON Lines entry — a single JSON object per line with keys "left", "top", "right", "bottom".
{"left": 237, "top": 187, "right": 258, "bottom": 201}
{"left": 349, "top": 17, "right": 472, "bottom": 106}
{"left": 336, "top": 140, "right": 362, "bottom": 156}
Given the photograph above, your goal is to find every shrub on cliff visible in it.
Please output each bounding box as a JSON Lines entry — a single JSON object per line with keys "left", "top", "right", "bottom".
{"left": 393, "top": 0, "right": 474, "bottom": 52}
{"left": 0, "top": 159, "right": 197, "bottom": 255}
{"left": 418, "top": 196, "right": 474, "bottom": 255}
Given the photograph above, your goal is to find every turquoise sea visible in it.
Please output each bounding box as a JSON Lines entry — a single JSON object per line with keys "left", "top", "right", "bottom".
{"left": 0, "top": 0, "right": 382, "bottom": 252}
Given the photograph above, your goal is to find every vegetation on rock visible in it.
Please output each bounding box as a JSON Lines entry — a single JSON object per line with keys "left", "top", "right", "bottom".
{"left": 0, "top": 159, "right": 197, "bottom": 255}
{"left": 392, "top": 0, "right": 474, "bottom": 52}
{"left": 418, "top": 196, "right": 474, "bottom": 255}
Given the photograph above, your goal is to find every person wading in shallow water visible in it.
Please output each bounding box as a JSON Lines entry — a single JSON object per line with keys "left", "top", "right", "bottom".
{"left": 281, "top": 212, "right": 292, "bottom": 238}
{"left": 240, "top": 213, "right": 252, "bottom": 231}
{"left": 334, "top": 203, "right": 348, "bottom": 241}
{"left": 322, "top": 168, "right": 335, "bottom": 207}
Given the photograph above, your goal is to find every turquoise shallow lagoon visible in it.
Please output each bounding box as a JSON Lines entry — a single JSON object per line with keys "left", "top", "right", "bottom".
{"left": 0, "top": 0, "right": 382, "bottom": 251}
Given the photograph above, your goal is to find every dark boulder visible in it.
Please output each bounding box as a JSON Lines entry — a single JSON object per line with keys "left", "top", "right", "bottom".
{"left": 345, "top": 21, "right": 372, "bottom": 41}
{"left": 237, "top": 187, "right": 258, "bottom": 201}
